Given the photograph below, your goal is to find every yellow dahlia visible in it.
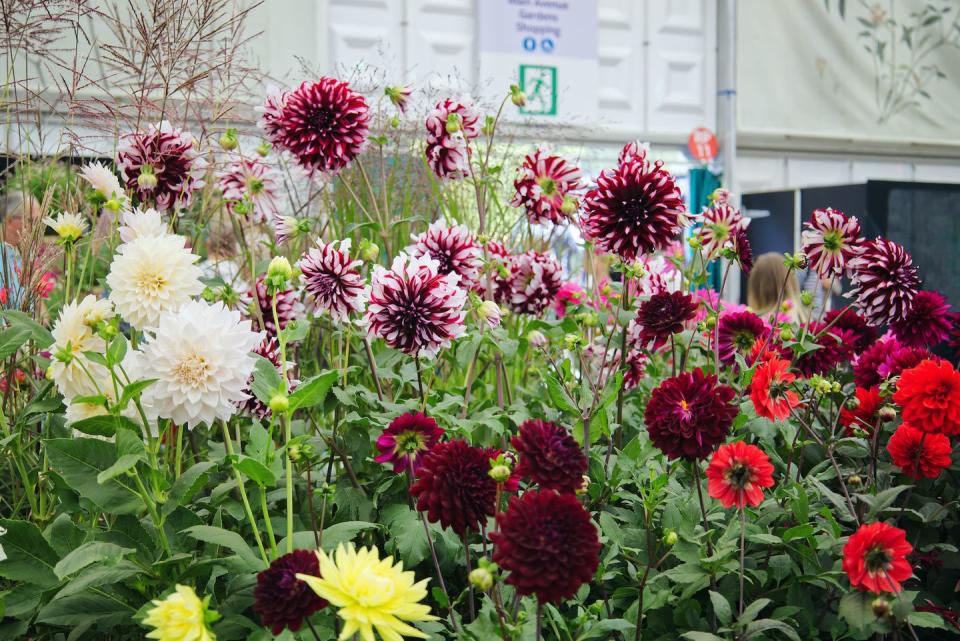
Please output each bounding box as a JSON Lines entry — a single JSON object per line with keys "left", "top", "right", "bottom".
{"left": 297, "top": 544, "right": 436, "bottom": 641}
{"left": 143, "top": 584, "right": 217, "bottom": 641}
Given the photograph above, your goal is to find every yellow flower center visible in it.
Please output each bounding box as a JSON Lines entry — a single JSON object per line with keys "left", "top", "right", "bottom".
{"left": 137, "top": 268, "right": 169, "bottom": 296}
{"left": 354, "top": 571, "right": 394, "bottom": 608}
{"left": 173, "top": 354, "right": 210, "bottom": 387}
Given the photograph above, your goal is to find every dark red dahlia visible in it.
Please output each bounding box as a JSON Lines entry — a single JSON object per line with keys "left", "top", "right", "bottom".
{"left": 842, "top": 522, "right": 913, "bottom": 594}
{"left": 272, "top": 78, "right": 370, "bottom": 174}
{"left": 949, "top": 311, "right": 960, "bottom": 357}
{"left": 731, "top": 227, "right": 754, "bottom": 273}
{"left": 506, "top": 251, "right": 563, "bottom": 316}
{"left": 511, "top": 148, "right": 584, "bottom": 225}
{"left": 408, "top": 220, "right": 483, "bottom": 290}
{"left": 879, "top": 343, "right": 934, "bottom": 382}
{"left": 823, "top": 307, "right": 877, "bottom": 355}
{"left": 299, "top": 238, "right": 366, "bottom": 322}
{"left": 258, "top": 88, "right": 290, "bottom": 146}
{"left": 410, "top": 439, "right": 497, "bottom": 534}
{"left": 635, "top": 290, "right": 697, "bottom": 350}
{"left": 849, "top": 237, "right": 920, "bottom": 325}
{"left": 511, "top": 419, "right": 587, "bottom": 494}
{"left": 581, "top": 149, "right": 686, "bottom": 261}
{"left": 253, "top": 549, "right": 327, "bottom": 634}
{"left": 375, "top": 411, "right": 444, "bottom": 474}
{"left": 617, "top": 140, "right": 647, "bottom": 165}
{"left": 793, "top": 320, "right": 855, "bottom": 377}
{"left": 890, "top": 290, "right": 952, "bottom": 348}
{"left": 886, "top": 423, "right": 952, "bottom": 479}
{"left": 644, "top": 368, "right": 737, "bottom": 460}
{"left": 424, "top": 98, "right": 481, "bottom": 180}
{"left": 840, "top": 386, "right": 883, "bottom": 436}
{"left": 490, "top": 490, "right": 600, "bottom": 603}
{"left": 717, "top": 310, "right": 768, "bottom": 365}
{"left": 854, "top": 338, "right": 900, "bottom": 388}
{"left": 238, "top": 337, "right": 296, "bottom": 418}
{"left": 800, "top": 207, "right": 865, "bottom": 278}
{"left": 116, "top": 121, "right": 203, "bottom": 211}
{"left": 244, "top": 275, "right": 304, "bottom": 339}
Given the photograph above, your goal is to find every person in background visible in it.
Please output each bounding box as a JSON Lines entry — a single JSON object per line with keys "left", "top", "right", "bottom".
{"left": 0, "top": 192, "right": 41, "bottom": 309}
{"left": 747, "top": 252, "right": 810, "bottom": 324}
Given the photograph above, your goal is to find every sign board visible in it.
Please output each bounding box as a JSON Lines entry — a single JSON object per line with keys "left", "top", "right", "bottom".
{"left": 478, "top": 0, "right": 598, "bottom": 122}
{"left": 687, "top": 127, "right": 718, "bottom": 163}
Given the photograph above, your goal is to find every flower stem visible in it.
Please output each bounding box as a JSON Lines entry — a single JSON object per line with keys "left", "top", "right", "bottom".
{"left": 259, "top": 487, "right": 279, "bottom": 559}
{"left": 739, "top": 507, "right": 746, "bottom": 617}
{"left": 221, "top": 421, "right": 269, "bottom": 565}
{"left": 462, "top": 532, "right": 476, "bottom": 622}
{"left": 362, "top": 336, "right": 384, "bottom": 401}
{"left": 693, "top": 462, "right": 719, "bottom": 633}
{"left": 536, "top": 601, "right": 543, "bottom": 641}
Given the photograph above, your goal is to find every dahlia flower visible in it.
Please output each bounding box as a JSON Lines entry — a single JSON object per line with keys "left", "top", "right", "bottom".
{"left": 479, "top": 239, "right": 514, "bottom": 303}
{"left": 823, "top": 307, "right": 877, "bottom": 355}
{"left": 424, "top": 97, "right": 481, "bottom": 180}
{"left": 552, "top": 281, "right": 585, "bottom": 317}
{"left": 894, "top": 359, "right": 960, "bottom": 436}
{"left": 106, "top": 232, "right": 203, "bottom": 330}
{"left": 718, "top": 310, "right": 768, "bottom": 365}
{"left": 800, "top": 207, "right": 865, "bottom": 278}
{"left": 407, "top": 220, "right": 483, "bottom": 290}
{"left": 510, "top": 148, "right": 583, "bottom": 225}
{"left": 43, "top": 212, "right": 87, "bottom": 243}
{"left": 410, "top": 439, "right": 497, "bottom": 534}
{"left": 849, "top": 238, "right": 920, "bottom": 325}
{"left": 890, "top": 290, "right": 952, "bottom": 348}
{"left": 366, "top": 253, "right": 466, "bottom": 357}
{"left": 840, "top": 387, "right": 883, "bottom": 435}
{"left": 258, "top": 86, "right": 290, "bottom": 146}
{"left": 244, "top": 275, "right": 305, "bottom": 338}
{"left": 617, "top": 140, "right": 649, "bottom": 166}
{"left": 842, "top": 522, "right": 913, "bottom": 594}
{"left": 705, "top": 441, "right": 775, "bottom": 508}
{"left": 217, "top": 156, "right": 280, "bottom": 223}
{"left": 634, "top": 290, "right": 697, "bottom": 350}
{"left": 644, "top": 368, "right": 737, "bottom": 460}
{"left": 506, "top": 250, "right": 563, "bottom": 316}
{"left": 375, "top": 411, "right": 445, "bottom": 474}
{"left": 490, "top": 490, "right": 601, "bottom": 603}
{"left": 750, "top": 356, "right": 800, "bottom": 421}
{"left": 117, "top": 121, "right": 203, "bottom": 211}
{"left": 131, "top": 300, "right": 263, "bottom": 428}
{"left": 581, "top": 147, "right": 686, "bottom": 261}
{"left": 269, "top": 78, "right": 370, "bottom": 174}
{"left": 80, "top": 161, "right": 124, "bottom": 201}
{"left": 296, "top": 544, "right": 436, "bottom": 641}
{"left": 48, "top": 295, "right": 113, "bottom": 399}
{"left": 119, "top": 207, "right": 167, "bottom": 243}
{"left": 477, "top": 300, "right": 502, "bottom": 329}
{"left": 385, "top": 84, "right": 413, "bottom": 113}
{"left": 887, "top": 423, "right": 952, "bottom": 480}
{"left": 731, "top": 227, "right": 754, "bottom": 273}
{"left": 253, "top": 549, "right": 327, "bottom": 634}
{"left": 511, "top": 419, "right": 587, "bottom": 494}
{"left": 300, "top": 238, "right": 367, "bottom": 322}
{"left": 697, "top": 201, "right": 747, "bottom": 256}
{"left": 66, "top": 395, "right": 110, "bottom": 428}
{"left": 273, "top": 213, "right": 310, "bottom": 244}
{"left": 143, "top": 584, "right": 216, "bottom": 641}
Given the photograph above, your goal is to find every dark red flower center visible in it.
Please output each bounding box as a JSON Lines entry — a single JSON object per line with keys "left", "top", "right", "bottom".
{"left": 865, "top": 545, "right": 892, "bottom": 573}
{"left": 726, "top": 462, "right": 752, "bottom": 489}
{"left": 307, "top": 105, "right": 337, "bottom": 134}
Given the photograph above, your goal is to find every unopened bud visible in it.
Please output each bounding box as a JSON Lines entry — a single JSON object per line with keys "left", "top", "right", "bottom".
{"left": 270, "top": 394, "right": 289, "bottom": 413}
{"left": 219, "top": 128, "right": 238, "bottom": 151}
{"left": 801, "top": 291, "right": 814, "bottom": 307}
{"left": 879, "top": 406, "right": 897, "bottom": 422}
{"left": 848, "top": 474, "right": 863, "bottom": 487}
{"left": 389, "top": 116, "right": 400, "bottom": 128}
{"left": 256, "top": 142, "right": 271, "bottom": 157}
{"left": 445, "top": 113, "right": 461, "bottom": 134}
{"left": 779, "top": 327, "right": 794, "bottom": 341}
{"left": 564, "top": 333, "right": 584, "bottom": 351}
{"left": 663, "top": 530, "right": 678, "bottom": 546}
{"left": 478, "top": 300, "right": 502, "bottom": 329}
{"left": 104, "top": 198, "right": 123, "bottom": 213}
{"left": 871, "top": 597, "right": 890, "bottom": 618}
{"left": 267, "top": 256, "right": 293, "bottom": 281}
{"left": 527, "top": 330, "right": 547, "bottom": 348}
{"left": 688, "top": 236, "right": 702, "bottom": 249}
{"left": 705, "top": 315, "right": 717, "bottom": 329}
{"left": 137, "top": 167, "right": 158, "bottom": 190}
{"left": 287, "top": 443, "right": 301, "bottom": 462}
{"left": 509, "top": 84, "right": 527, "bottom": 107}
{"left": 489, "top": 464, "right": 511, "bottom": 484}
{"left": 469, "top": 567, "right": 494, "bottom": 591}
{"left": 560, "top": 195, "right": 579, "bottom": 215}
{"left": 358, "top": 239, "right": 380, "bottom": 263}
{"left": 576, "top": 475, "right": 590, "bottom": 495}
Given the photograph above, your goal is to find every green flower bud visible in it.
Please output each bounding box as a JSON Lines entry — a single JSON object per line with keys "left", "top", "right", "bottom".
{"left": 137, "top": 166, "right": 158, "bottom": 190}
{"left": 219, "top": 128, "right": 239, "bottom": 151}
{"left": 801, "top": 291, "right": 814, "bottom": 307}
{"left": 358, "top": 239, "right": 380, "bottom": 263}
{"left": 445, "top": 113, "right": 461, "bottom": 134}
{"left": 879, "top": 406, "right": 897, "bottom": 422}
{"left": 560, "top": 195, "right": 579, "bottom": 215}
{"left": 509, "top": 83, "right": 527, "bottom": 107}
{"left": 489, "top": 464, "right": 511, "bottom": 483}
{"left": 269, "top": 394, "right": 289, "bottom": 413}
{"left": 663, "top": 530, "right": 678, "bottom": 546}
{"left": 527, "top": 329, "right": 547, "bottom": 348}
{"left": 469, "top": 567, "right": 494, "bottom": 591}
{"left": 287, "top": 442, "right": 301, "bottom": 462}
{"left": 871, "top": 597, "right": 890, "bottom": 618}
{"left": 779, "top": 327, "right": 794, "bottom": 341}
{"left": 267, "top": 256, "right": 294, "bottom": 282}
{"left": 256, "top": 142, "right": 271, "bottom": 157}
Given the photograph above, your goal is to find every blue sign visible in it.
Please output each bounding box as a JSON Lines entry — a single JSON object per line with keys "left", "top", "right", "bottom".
{"left": 541, "top": 38, "right": 555, "bottom": 53}
{"left": 522, "top": 36, "right": 536, "bottom": 52}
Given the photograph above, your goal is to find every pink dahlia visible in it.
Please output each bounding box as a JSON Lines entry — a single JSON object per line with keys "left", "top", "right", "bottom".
{"left": 270, "top": 78, "right": 370, "bottom": 174}
{"left": 717, "top": 310, "right": 769, "bottom": 365}
{"left": 408, "top": 220, "right": 483, "bottom": 290}
{"left": 365, "top": 253, "right": 467, "bottom": 357}
{"left": 801, "top": 207, "right": 865, "bottom": 278}
{"left": 506, "top": 250, "right": 563, "bottom": 316}
{"left": 849, "top": 238, "right": 920, "bottom": 325}
{"left": 375, "top": 411, "right": 444, "bottom": 474}
{"left": 552, "top": 281, "right": 585, "bottom": 317}
{"left": 299, "top": 239, "right": 367, "bottom": 322}
{"left": 581, "top": 148, "right": 686, "bottom": 261}
{"left": 424, "top": 98, "right": 481, "bottom": 180}
{"left": 117, "top": 121, "right": 203, "bottom": 211}
{"left": 244, "top": 275, "right": 305, "bottom": 339}
{"left": 731, "top": 227, "right": 754, "bottom": 273}
{"left": 697, "top": 202, "right": 748, "bottom": 256}
{"left": 854, "top": 338, "right": 933, "bottom": 388}
{"left": 890, "top": 290, "right": 952, "bottom": 348}
{"left": 217, "top": 156, "right": 280, "bottom": 223}
{"left": 511, "top": 148, "right": 583, "bottom": 225}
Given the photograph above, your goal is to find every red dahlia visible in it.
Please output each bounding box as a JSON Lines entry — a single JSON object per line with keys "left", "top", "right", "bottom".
{"left": 581, "top": 148, "right": 686, "bottom": 261}
{"left": 506, "top": 251, "right": 563, "bottom": 316}
{"left": 890, "top": 290, "right": 952, "bottom": 349}
{"left": 705, "top": 441, "right": 775, "bottom": 508}
{"left": 410, "top": 439, "right": 497, "bottom": 534}
{"left": 253, "top": 549, "right": 327, "bottom": 634}
{"left": 408, "top": 220, "right": 483, "bottom": 291}
{"left": 270, "top": 78, "right": 370, "bottom": 174}
{"left": 375, "top": 411, "right": 445, "bottom": 474}
{"left": 840, "top": 387, "right": 883, "bottom": 436}
{"left": 244, "top": 275, "right": 304, "bottom": 339}
{"left": 750, "top": 356, "right": 800, "bottom": 421}
{"left": 511, "top": 148, "right": 584, "bottom": 225}
{"left": 800, "top": 207, "right": 865, "bottom": 278}
{"left": 731, "top": 227, "right": 754, "bottom": 273}
{"left": 717, "top": 310, "right": 768, "bottom": 365}
{"left": 823, "top": 307, "right": 877, "bottom": 355}
{"left": 424, "top": 98, "right": 481, "bottom": 180}
{"left": 635, "top": 290, "right": 697, "bottom": 350}
{"left": 894, "top": 359, "right": 960, "bottom": 435}
{"left": 644, "top": 368, "right": 737, "bottom": 460}
{"left": 849, "top": 238, "right": 920, "bottom": 325}
{"left": 511, "top": 419, "right": 587, "bottom": 494}
{"left": 117, "top": 121, "right": 204, "bottom": 211}
{"left": 887, "top": 423, "right": 952, "bottom": 479}
{"left": 490, "top": 490, "right": 600, "bottom": 603}
{"left": 842, "top": 522, "right": 913, "bottom": 594}
{"left": 365, "top": 253, "right": 466, "bottom": 357}
{"left": 697, "top": 201, "right": 747, "bottom": 256}
{"left": 299, "top": 238, "right": 367, "bottom": 323}
{"left": 793, "top": 320, "right": 855, "bottom": 377}
{"left": 217, "top": 155, "right": 280, "bottom": 223}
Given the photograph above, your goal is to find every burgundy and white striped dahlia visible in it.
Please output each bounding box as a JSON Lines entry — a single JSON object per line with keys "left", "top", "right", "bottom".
{"left": 299, "top": 238, "right": 367, "bottom": 322}
{"left": 244, "top": 275, "right": 305, "bottom": 338}
{"left": 697, "top": 202, "right": 748, "bottom": 256}
{"left": 365, "top": 253, "right": 467, "bottom": 357}
{"left": 507, "top": 250, "right": 563, "bottom": 316}
{"left": 408, "top": 220, "right": 483, "bottom": 290}
{"left": 849, "top": 237, "right": 920, "bottom": 325}
{"left": 117, "top": 121, "right": 204, "bottom": 211}
{"left": 801, "top": 207, "right": 865, "bottom": 278}
{"left": 617, "top": 140, "right": 649, "bottom": 166}
{"left": 258, "top": 87, "right": 290, "bottom": 146}
{"left": 478, "top": 239, "right": 514, "bottom": 303}
{"left": 424, "top": 98, "right": 481, "bottom": 180}
{"left": 273, "top": 213, "right": 304, "bottom": 244}
{"left": 269, "top": 78, "right": 370, "bottom": 174}
{"left": 511, "top": 148, "right": 584, "bottom": 225}
{"left": 217, "top": 156, "right": 280, "bottom": 223}
{"left": 581, "top": 149, "right": 686, "bottom": 261}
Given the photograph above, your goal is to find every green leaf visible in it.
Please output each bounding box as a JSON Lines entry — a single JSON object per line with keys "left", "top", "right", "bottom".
{"left": 665, "top": 562, "right": 707, "bottom": 584}
{"left": 543, "top": 370, "right": 578, "bottom": 415}
{"left": 50, "top": 560, "right": 141, "bottom": 601}
{"left": 53, "top": 542, "right": 134, "bottom": 579}
{"left": 69, "top": 415, "right": 140, "bottom": 438}
{"left": 96, "top": 454, "right": 142, "bottom": 484}
{"left": 182, "top": 525, "right": 265, "bottom": 571}
{"left": 288, "top": 370, "right": 338, "bottom": 412}
{"left": 312, "top": 521, "right": 380, "bottom": 552}
{"left": 709, "top": 590, "right": 733, "bottom": 626}
{"left": 838, "top": 591, "right": 875, "bottom": 631}
{"left": 0, "top": 327, "right": 31, "bottom": 359}
{"left": 45, "top": 438, "right": 142, "bottom": 514}
{"left": 737, "top": 598, "right": 772, "bottom": 625}
{"left": 233, "top": 456, "right": 276, "bottom": 487}
{"left": 0, "top": 309, "right": 54, "bottom": 347}
{"left": 577, "top": 619, "right": 633, "bottom": 641}
{"left": 36, "top": 592, "right": 134, "bottom": 626}
{"left": 908, "top": 611, "right": 949, "bottom": 629}
{"left": 743, "top": 619, "right": 801, "bottom": 640}
{"left": 681, "top": 633, "right": 725, "bottom": 641}
{"left": 251, "top": 356, "right": 283, "bottom": 403}
{"left": 106, "top": 334, "right": 127, "bottom": 366}
{"left": 0, "top": 519, "right": 60, "bottom": 587}
{"left": 747, "top": 533, "right": 781, "bottom": 545}
{"left": 163, "top": 462, "right": 217, "bottom": 516}
{"left": 863, "top": 485, "right": 911, "bottom": 521}
{"left": 118, "top": 378, "right": 156, "bottom": 411}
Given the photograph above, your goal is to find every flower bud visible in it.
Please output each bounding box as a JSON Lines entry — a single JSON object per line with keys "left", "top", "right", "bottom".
{"left": 846, "top": 396, "right": 861, "bottom": 409}
{"left": 269, "top": 394, "right": 289, "bottom": 413}
{"left": 688, "top": 236, "right": 702, "bottom": 249}
{"left": 469, "top": 567, "right": 494, "bottom": 591}
{"left": 564, "top": 333, "right": 584, "bottom": 351}
{"left": 801, "top": 291, "right": 814, "bottom": 307}
{"left": 256, "top": 142, "right": 271, "bottom": 157}
{"left": 481, "top": 115, "right": 496, "bottom": 136}
{"left": 219, "top": 128, "right": 238, "bottom": 151}
{"left": 267, "top": 256, "right": 294, "bottom": 281}
{"left": 705, "top": 315, "right": 717, "bottom": 329}
{"left": 527, "top": 329, "right": 547, "bottom": 348}
{"left": 663, "top": 530, "right": 679, "bottom": 546}
{"left": 879, "top": 405, "right": 897, "bottom": 422}
{"left": 478, "top": 300, "right": 502, "bottom": 329}
{"left": 358, "top": 239, "right": 380, "bottom": 263}
{"left": 576, "top": 475, "right": 590, "bottom": 495}
{"left": 871, "top": 597, "right": 890, "bottom": 618}
{"left": 137, "top": 166, "right": 158, "bottom": 190}
{"left": 577, "top": 312, "right": 599, "bottom": 328}
{"left": 384, "top": 84, "right": 412, "bottom": 112}
{"left": 445, "top": 113, "right": 461, "bottom": 134}
{"left": 509, "top": 83, "right": 527, "bottom": 107}
{"left": 389, "top": 116, "right": 401, "bottom": 128}
{"left": 779, "top": 327, "right": 794, "bottom": 341}
{"left": 287, "top": 442, "right": 301, "bottom": 462}
{"left": 848, "top": 474, "right": 863, "bottom": 487}
{"left": 560, "top": 195, "right": 579, "bottom": 215}
{"left": 104, "top": 198, "right": 124, "bottom": 213}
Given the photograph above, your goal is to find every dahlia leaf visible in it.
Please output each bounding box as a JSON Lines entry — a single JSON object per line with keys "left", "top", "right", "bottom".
{"left": 742, "top": 619, "right": 801, "bottom": 641}
{"left": 680, "top": 633, "right": 725, "bottom": 641}
{"left": 35, "top": 592, "right": 133, "bottom": 628}
{"left": 96, "top": 454, "right": 143, "bottom": 485}
{"left": 288, "top": 370, "right": 338, "bottom": 412}
{"left": 53, "top": 542, "right": 134, "bottom": 579}
{"left": 709, "top": 590, "right": 733, "bottom": 626}
{"left": 908, "top": 611, "right": 950, "bottom": 630}
{"left": 0, "top": 309, "right": 54, "bottom": 348}
{"left": 0, "top": 326, "right": 32, "bottom": 360}
{"left": 861, "top": 485, "right": 911, "bottom": 521}
{"left": 45, "top": 438, "right": 142, "bottom": 515}
{"left": 233, "top": 456, "right": 277, "bottom": 488}
{"left": 182, "top": 525, "right": 265, "bottom": 571}
{"left": 163, "top": 462, "right": 217, "bottom": 517}
{"left": 251, "top": 356, "right": 284, "bottom": 403}
{"left": 736, "top": 597, "right": 771, "bottom": 625}
{"left": 0, "top": 519, "right": 60, "bottom": 587}
{"left": 838, "top": 592, "right": 879, "bottom": 632}
{"left": 577, "top": 618, "right": 633, "bottom": 641}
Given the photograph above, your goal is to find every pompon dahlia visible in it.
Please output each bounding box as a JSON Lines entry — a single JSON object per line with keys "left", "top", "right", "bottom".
{"left": 244, "top": 275, "right": 305, "bottom": 338}
{"left": 581, "top": 149, "right": 686, "bottom": 261}
{"left": 842, "top": 522, "right": 913, "bottom": 594}
{"left": 300, "top": 238, "right": 367, "bottom": 322}
{"left": 410, "top": 439, "right": 497, "bottom": 534}
{"left": 644, "top": 368, "right": 737, "bottom": 460}
{"left": 270, "top": 78, "right": 370, "bottom": 174}
{"left": 887, "top": 423, "right": 952, "bottom": 480}
{"left": 635, "top": 290, "right": 697, "bottom": 350}
{"left": 375, "top": 411, "right": 445, "bottom": 474}
{"left": 800, "top": 207, "right": 865, "bottom": 278}
{"left": 511, "top": 419, "right": 587, "bottom": 494}
{"left": 894, "top": 359, "right": 960, "bottom": 436}
{"left": 253, "top": 549, "right": 327, "bottom": 634}
{"left": 424, "top": 98, "right": 481, "bottom": 180}
{"left": 718, "top": 310, "right": 768, "bottom": 365}
{"left": 840, "top": 386, "right": 883, "bottom": 436}
{"left": 511, "top": 148, "right": 583, "bottom": 225}
{"left": 117, "top": 121, "right": 204, "bottom": 211}
{"left": 217, "top": 156, "right": 280, "bottom": 223}
{"left": 143, "top": 584, "right": 215, "bottom": 641}
{"left": 407, "top": 220, "right": 483, "bottom": 290}
{"left": 490, "top": 490, "right": 600, "bottom": 603}
{"left": 697, "top": 201, "right": 748, "bottom": 256}
{"left": 506, "top": 250, "right": 563, "bottom": 316}
{"left": 750, "top": 356, "right": 800, "bottom": 421}
{"left": 879, "top": 343, "right": 933, "bottom": 382}
{"left": 79, "top": 161, "right": 123, "bottom": 201}
{"left": 365, "top": 253, "right": 466, "bottom": 357}
{"left": 890, "top": 290, "right": 952, "bottom": 348}
{"left": 238, "top": 337, "right": 295, "bottom": 418}
{"left": 849, "top": 238, "right": 920, "bottom": 325}
{"left": 823, "top": 307, "right": 877, "bottom": 355}
{"left": 705, "top": 441, "right": 775, "bottom": 508}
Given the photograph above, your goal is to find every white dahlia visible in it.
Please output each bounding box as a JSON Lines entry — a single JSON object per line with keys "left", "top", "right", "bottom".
{"left": 43, "top": 212, "right": 88, "bottom": 243}
{"left": 48, "top": 295, "right": 114, "bottom": 399}
{"left": 106, "top": 233, "right": 203, "bottom": 330}
{"left": 131, "top": 300, "right": 263, "bottom": 428}
{"left": 79, "top": 161, "right": 124, "bottom": 201}
{"left": 119, "top": 207, "right": 167, "bottom": 243}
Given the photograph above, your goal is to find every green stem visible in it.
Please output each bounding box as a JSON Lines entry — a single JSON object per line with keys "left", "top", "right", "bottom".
{"left": 132, "top": 470, "right": 171, "bottom": 555}
{"left": 221, "top": 421, "right": 269, "bottom": 565}
{"left": 259, "top": 487, "right": 279, "bottom": 559}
